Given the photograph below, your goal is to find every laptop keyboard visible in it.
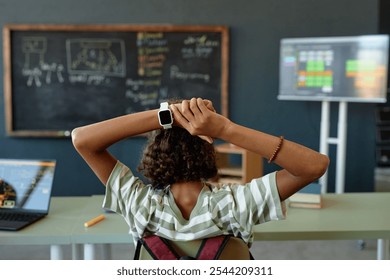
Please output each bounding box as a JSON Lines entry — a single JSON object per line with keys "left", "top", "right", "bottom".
{"left": 0, "top": 212, "right": 43, "bottom": 222}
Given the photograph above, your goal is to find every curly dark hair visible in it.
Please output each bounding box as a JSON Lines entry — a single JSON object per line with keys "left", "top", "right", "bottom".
{"left": 137, "top": 126, "right": 218, "bottom": 188}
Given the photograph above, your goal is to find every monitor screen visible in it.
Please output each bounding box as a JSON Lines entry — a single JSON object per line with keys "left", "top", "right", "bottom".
{"left": 0, "top": 159, "right": 55, "bottom": 212}
{"left": 278, "top": 35, "right": 389, "bottom": 103}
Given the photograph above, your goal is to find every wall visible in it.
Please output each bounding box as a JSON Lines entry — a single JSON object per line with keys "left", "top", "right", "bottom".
{"left": 0, "top": 0, "right": 380, "bottom": 196}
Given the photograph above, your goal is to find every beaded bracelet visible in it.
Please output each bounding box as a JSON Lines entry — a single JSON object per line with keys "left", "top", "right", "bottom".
{"left": 268, "top": 136, "right": 284, "bottom": 163}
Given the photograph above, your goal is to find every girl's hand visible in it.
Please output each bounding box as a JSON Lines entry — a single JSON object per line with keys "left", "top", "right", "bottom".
{"left": 170, "top": 98, "right": 230, "bottom": 143}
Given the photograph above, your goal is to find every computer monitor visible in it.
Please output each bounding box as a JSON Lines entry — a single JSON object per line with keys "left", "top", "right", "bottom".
{"left": 278, "top": 35, "right": 389, "bottom": 103}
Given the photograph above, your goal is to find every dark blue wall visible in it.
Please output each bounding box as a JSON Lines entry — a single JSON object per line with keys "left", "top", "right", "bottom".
{"left": 0, "top": 0, "right": 380, "bottom": 196}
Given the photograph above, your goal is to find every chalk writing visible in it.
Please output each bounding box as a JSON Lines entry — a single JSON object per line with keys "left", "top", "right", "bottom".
{"left": 181, "top": 35, "right": 219, "bottom": 59}
{"left": 137, "top": 32, "right": 169, "bottom": 79}
{"left": 170, "top": 65, "right": 210, "bottom": 83}
{"left": 184, "top": 35, "right": 219, "bottom": 47}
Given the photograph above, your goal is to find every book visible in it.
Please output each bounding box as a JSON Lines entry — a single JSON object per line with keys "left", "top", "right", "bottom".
{"left": 288, "top": 183, "right": 322, "bottom": 209}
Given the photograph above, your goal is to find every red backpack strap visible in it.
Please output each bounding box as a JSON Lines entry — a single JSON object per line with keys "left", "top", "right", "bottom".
{"left": 140, "top": 235, "right": 180, "bottom": 260}
{"left": 195, "top": 235, "right": 231, "bottom": 260}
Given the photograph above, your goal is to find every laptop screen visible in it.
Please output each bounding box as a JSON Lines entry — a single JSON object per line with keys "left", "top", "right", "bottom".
{"left": 0, "top": 159, "right": 56, "bottom": 213}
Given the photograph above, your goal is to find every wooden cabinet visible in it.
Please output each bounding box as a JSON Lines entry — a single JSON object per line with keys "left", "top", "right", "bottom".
{"left": 214, "top": 143, "right": 263, "bottom": 184}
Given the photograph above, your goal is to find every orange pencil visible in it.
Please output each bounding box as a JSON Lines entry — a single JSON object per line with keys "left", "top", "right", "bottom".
{"left": 84, "top": 214, "right": 105, "bottom": 227}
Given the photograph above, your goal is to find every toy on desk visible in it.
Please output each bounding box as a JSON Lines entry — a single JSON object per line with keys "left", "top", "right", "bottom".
{"left": 84, "top": 214, "right": 105, "bottom": 227}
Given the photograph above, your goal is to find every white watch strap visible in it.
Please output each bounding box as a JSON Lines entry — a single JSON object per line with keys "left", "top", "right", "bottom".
{"left": 160, "top": 102, "right": 169, "bottom": 110}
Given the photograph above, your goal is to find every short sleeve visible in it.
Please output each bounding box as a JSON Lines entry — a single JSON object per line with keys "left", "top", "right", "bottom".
{"left": 102, "top": 161, "right": 159, "bottom": 243}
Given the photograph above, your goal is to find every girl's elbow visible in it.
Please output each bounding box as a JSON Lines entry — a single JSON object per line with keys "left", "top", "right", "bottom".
{"left": 310, "top": 154, "right": 330, "bottom": 180}
{"left": 320, "top": 154, "right": 330, "bottom": 174}
{"left": 71, "top": 127, "right": 86, "bottom": 152}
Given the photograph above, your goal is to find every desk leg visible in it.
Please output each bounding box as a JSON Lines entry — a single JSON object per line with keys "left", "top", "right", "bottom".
{"left": 72, "top": 244, "right": 83, "bottom": 260}
{"left": 102, "top": 244, "right": 112, "bottom": 259}
{"left": 84, "top": 244, "right": 97, "bottom": 260}
{"left": 50, "top": 245, "right": 64, "bottom": 260}
{"left": 377, "top": 239, "right": 389, "bottom": 260}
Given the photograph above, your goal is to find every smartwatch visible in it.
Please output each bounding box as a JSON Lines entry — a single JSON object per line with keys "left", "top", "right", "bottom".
{"left": 158, "top": 102, "right": 173, "bottom": 129}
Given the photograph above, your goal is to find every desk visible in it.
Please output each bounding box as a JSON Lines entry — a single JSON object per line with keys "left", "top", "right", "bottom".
{"left": 254, "top": 192, "right": 390, "bottom": 259}
{"left": 78, "top": 193, "right": 390, "bottom": 260}
{"left": 71, "top": 196, "right": 130, "bottom": 260}
{"left": 1, "top": 193, "right": 389, "bottom": 260}
{"left": 0, "top": 196, "right": 89, "bottom": 259}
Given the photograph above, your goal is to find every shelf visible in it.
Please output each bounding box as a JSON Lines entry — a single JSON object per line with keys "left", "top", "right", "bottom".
{"left": 217, "top": 176, "right": 243, "bottom": 184}
{"left": 218, "top": 166, "right": 243, "bottom": 177}
{"left": 213, "top": 143, "right": 244, "bottom": 154}
{"left": 214, "top": 143, "right": 263, "bottom": 184}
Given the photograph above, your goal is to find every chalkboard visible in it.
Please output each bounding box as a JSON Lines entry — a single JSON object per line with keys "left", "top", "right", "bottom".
{"left": 3, "top": 24, "right": 229, "bottom": 137}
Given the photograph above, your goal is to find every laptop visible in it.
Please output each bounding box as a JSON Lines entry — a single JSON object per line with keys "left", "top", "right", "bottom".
{"left": 0, "top": 159, "right": 56, "bottom": 231}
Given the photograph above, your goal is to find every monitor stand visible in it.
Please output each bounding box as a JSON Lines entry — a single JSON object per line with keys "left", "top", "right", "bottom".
{"left": 319, "top": 100, "right": 348, "bottom": 194}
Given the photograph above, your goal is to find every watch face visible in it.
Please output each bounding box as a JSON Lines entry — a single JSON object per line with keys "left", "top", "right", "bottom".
{"left": 158, "top": 110, "right": 172, "bottom": 125}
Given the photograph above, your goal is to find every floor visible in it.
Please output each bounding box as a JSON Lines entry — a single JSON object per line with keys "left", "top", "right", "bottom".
{"left": 1, "top": 169, "right": 388, "bottom": 260}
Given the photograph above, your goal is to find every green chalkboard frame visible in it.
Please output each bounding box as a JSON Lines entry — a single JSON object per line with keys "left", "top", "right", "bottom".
{"left": 3, "top": 24, "right": 229, "bottom": 137}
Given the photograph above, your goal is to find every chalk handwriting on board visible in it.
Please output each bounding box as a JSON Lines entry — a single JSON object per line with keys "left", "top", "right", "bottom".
{"left": 137, "top": 32, "right": 169, "bottom": 77}
{"left": 182, "top": 35, "right": 220, "bottom": 59}
{"left": 121, "top": 32, "right": 171, "bottom": 114}
{"left": 170, "top": 65, "right": 210, "bottom": 83}
{"left": 21, "top": 36, "right": 65, "bottom": 87}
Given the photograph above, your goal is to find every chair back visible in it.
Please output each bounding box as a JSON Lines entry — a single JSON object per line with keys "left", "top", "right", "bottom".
{"left": 137, "top": 236, "right": 252, "bottom": 260}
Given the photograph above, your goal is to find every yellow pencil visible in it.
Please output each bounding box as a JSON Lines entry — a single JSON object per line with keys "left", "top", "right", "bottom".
{"left": 84, "top": 214, "right": 105, "bottom": 227}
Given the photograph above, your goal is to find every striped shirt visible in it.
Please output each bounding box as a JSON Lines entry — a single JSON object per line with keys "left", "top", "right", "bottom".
{"left": 103, "top": 161, "right": 285, "bottom": 246}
